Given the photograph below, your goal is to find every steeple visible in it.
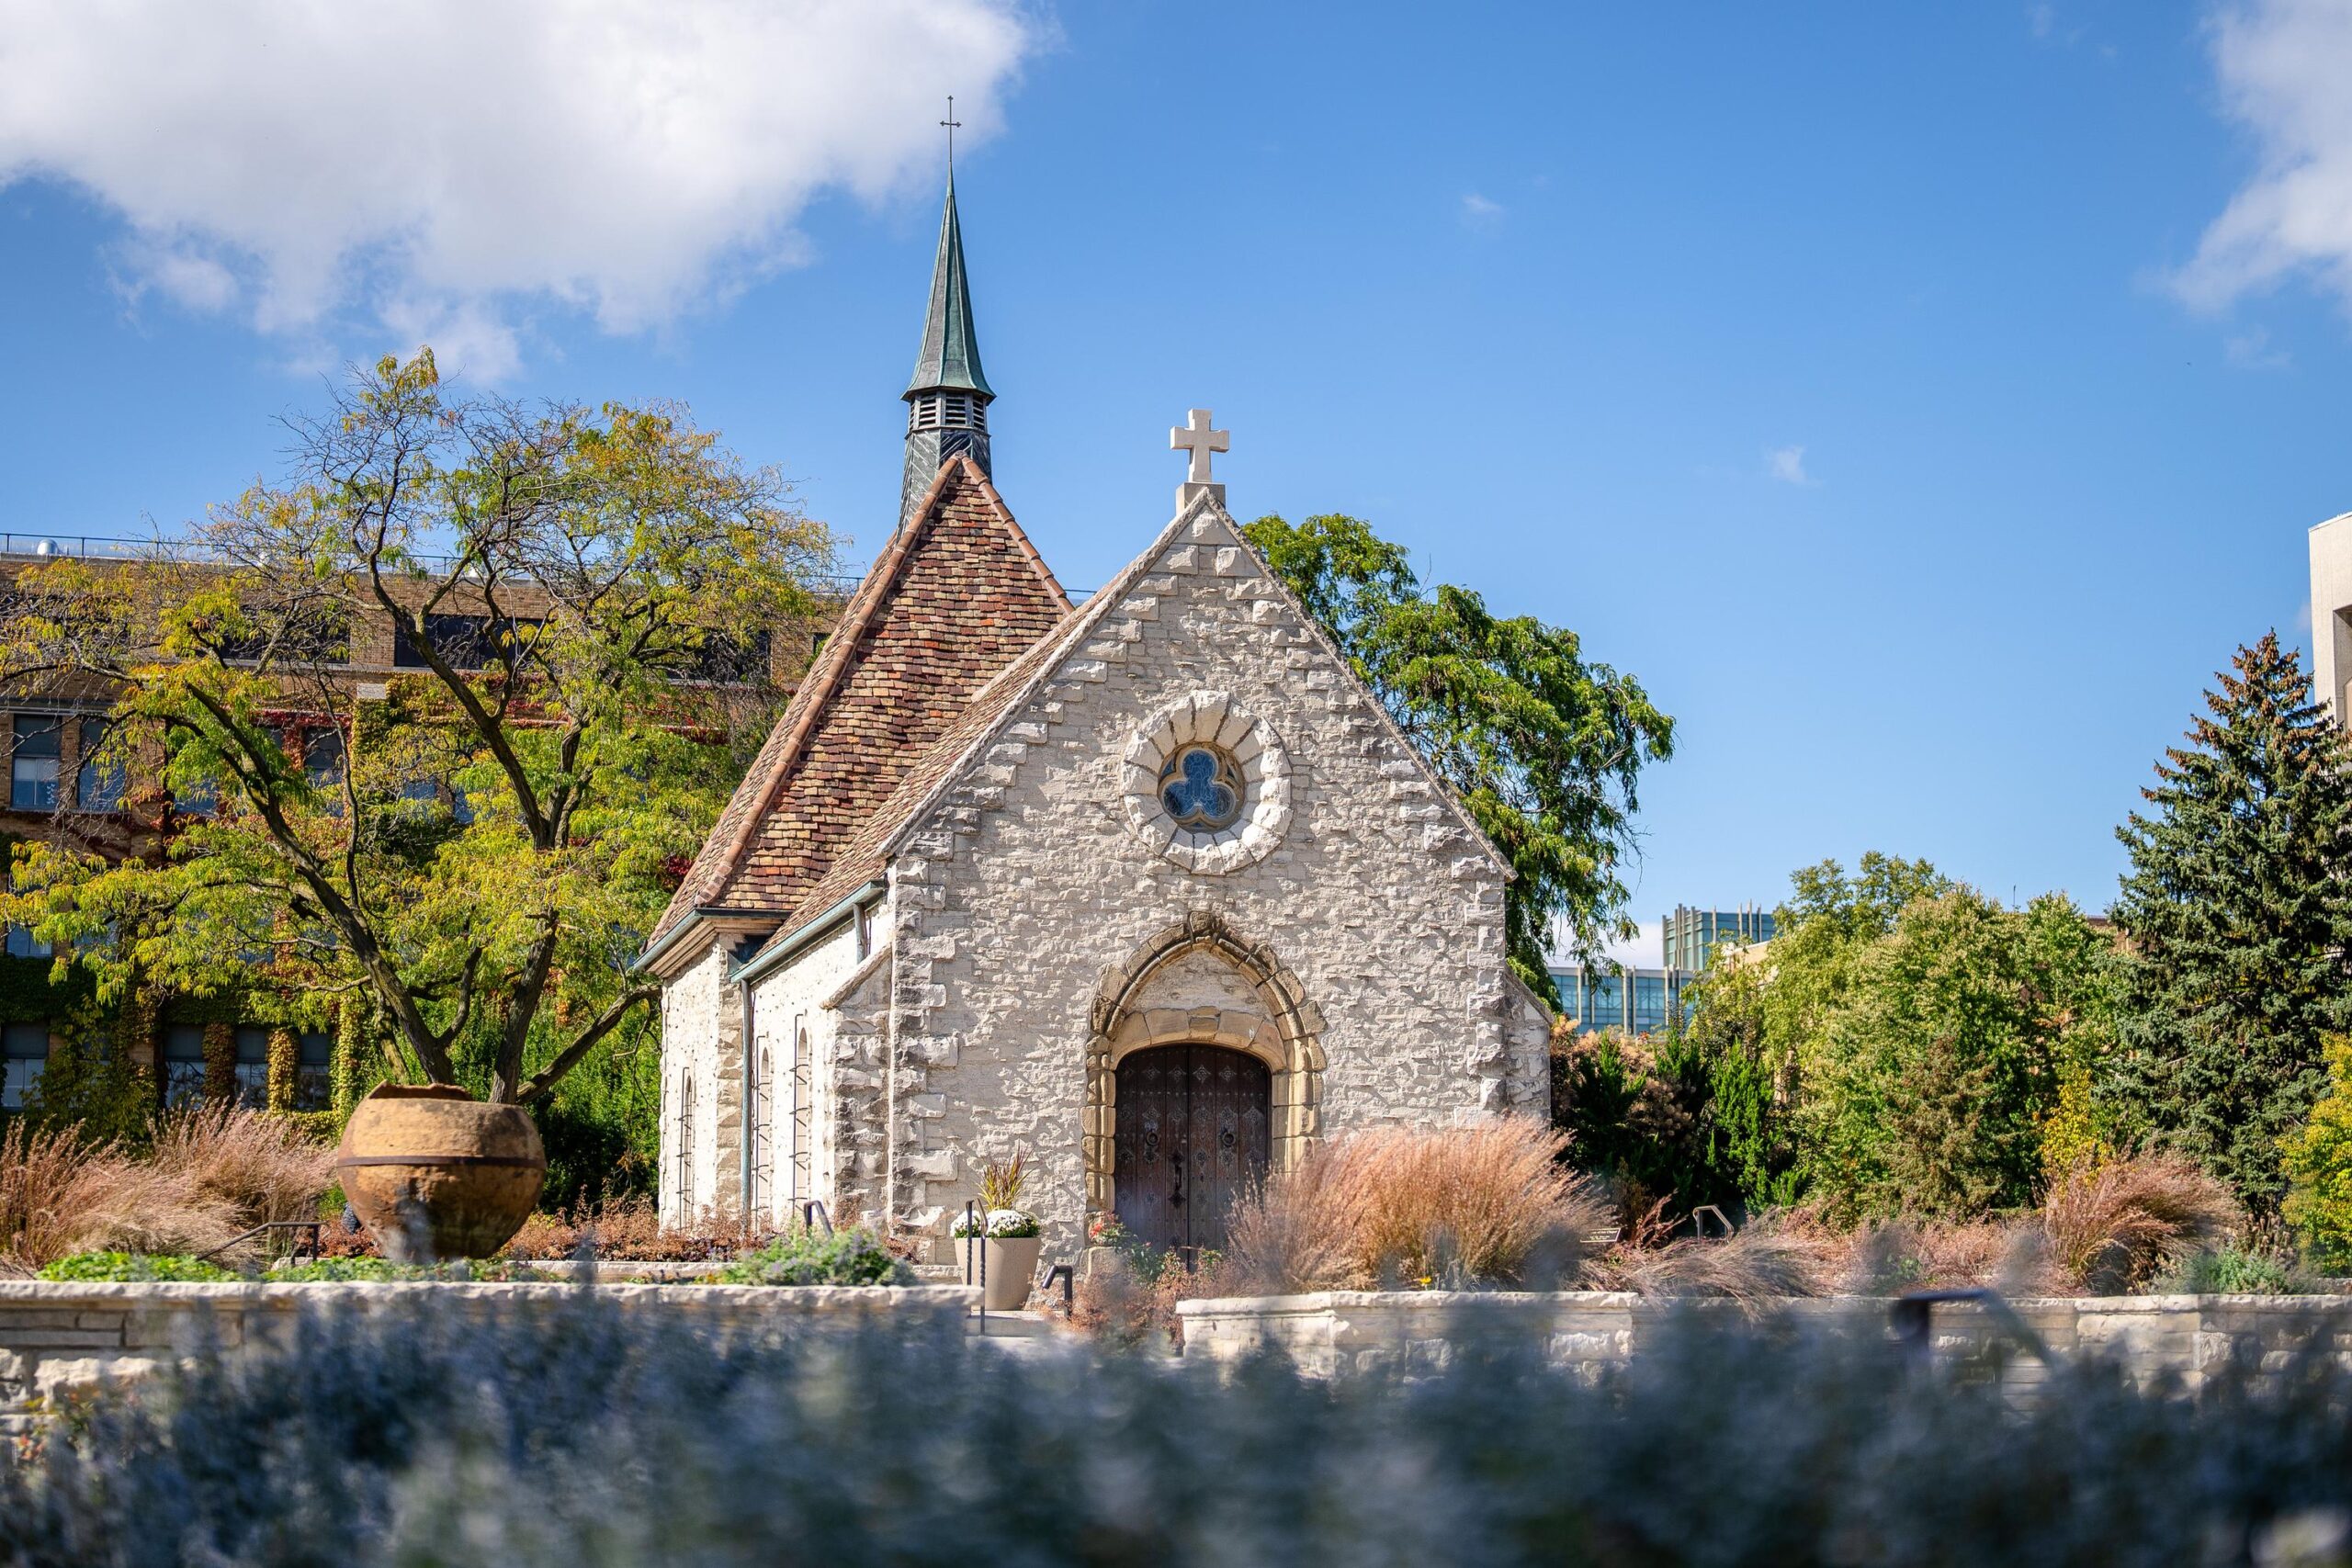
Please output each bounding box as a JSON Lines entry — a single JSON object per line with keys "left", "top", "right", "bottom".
{"left": 900, "top": 172, "right": 995, "bottom": 525}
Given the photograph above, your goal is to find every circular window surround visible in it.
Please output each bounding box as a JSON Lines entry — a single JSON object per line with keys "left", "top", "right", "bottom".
{"left": 1121, "top": 692, "right": 1293, "bottom": 874}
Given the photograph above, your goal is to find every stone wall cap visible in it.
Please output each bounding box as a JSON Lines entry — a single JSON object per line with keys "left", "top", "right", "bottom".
{"left": 0, "top": 1280, "right": 978, "bottom": 1308}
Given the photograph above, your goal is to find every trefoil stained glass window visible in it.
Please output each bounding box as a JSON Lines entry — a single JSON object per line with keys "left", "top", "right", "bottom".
{"left": 1158, "top": 744, "right": 1243, "bottom": 831}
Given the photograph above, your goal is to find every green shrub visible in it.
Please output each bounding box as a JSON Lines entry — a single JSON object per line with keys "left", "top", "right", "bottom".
{"left": 272, "top": 1258, "right": 561, "bottom": 1283}
{"left": 2153, "top": 1247, "right": 2317, "bottom": 1296}
{"left": 38, "top": 1251, "right": 236, "bottom": 1283}
{"left": 713, "top": 1226, "right": 911, "bottom": 1287}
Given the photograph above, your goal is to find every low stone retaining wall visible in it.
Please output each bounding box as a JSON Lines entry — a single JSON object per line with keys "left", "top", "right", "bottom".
{"left": 1177, "top": 1291, "right": 2352, "bottom": 1390}
{"left": 0, "top": 1280, "right": 976, "bottom": 1435}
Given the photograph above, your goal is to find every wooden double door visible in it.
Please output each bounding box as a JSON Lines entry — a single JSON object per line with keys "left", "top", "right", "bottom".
{"left": 1113, "top": 1043, "right": 1271, "bottom": 1254}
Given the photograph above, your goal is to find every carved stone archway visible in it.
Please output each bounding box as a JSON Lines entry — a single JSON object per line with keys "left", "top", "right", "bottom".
{"left": 1084, "top": 910, "right": 1326, "bottom": 1215}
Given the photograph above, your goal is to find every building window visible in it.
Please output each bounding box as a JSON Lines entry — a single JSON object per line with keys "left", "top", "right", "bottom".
{"left": 11, "top": 715, "right": 60, "bottom": 810}
{"left": 74, "top": 718, "right": 124, "bottom": 812}
{"left": 233, "top": 1026, "right": 271, "bottom": 1108}
{"left": 295, "top": 1031, "right": 333, "bottom": 1110}
{"left": 162, "top": 1024, "right": 207, "bottom": 1108}
{"left": 673, "top": 1071, "right": 695, "bottom": 1210}
{"left": 1158, "top": 744, "right": 1243, "bottom": 831}
{"left": 2, "top": 1022, "right": 47, "bottom": 1109}
{"left": 175, "top": 776, "right": 219, "bottom": 818}
{"left": 303, "top": 729, "right": 344, "bottom": 791}
{"left": 5, "top": 923, "right": 49, "bottom": 960}
{"left": 393, "top": 614, "right": 539, "bottom": 671}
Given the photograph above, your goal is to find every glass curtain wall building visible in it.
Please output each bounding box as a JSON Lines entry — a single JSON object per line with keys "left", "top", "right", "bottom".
{"left": 1547, "top": 965, "right": 1686, "bottom": 1036}
{"left": 1547, "top": 903, "right": 1777, "bottom": 1036}
{"left": 1661, "top": 905, "right": 1775, "bottom": 973}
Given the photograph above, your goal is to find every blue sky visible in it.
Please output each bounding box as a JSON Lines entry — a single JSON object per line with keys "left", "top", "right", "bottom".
{"left": 3, "top": 1, "right": 2349, "bottom": 960}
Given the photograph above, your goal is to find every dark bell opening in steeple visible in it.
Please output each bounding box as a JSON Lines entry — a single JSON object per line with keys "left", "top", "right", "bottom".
{"left": 899, "top": 173, "right": 992, "bottom": 526}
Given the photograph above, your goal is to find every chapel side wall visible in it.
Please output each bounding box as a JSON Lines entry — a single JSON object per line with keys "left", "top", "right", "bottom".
{"left": 883, "top": 506, "right": 1532, "bottom": 1259}
{"left": 657, "top": 938, "right": 741, "bottom": 1229}
{"left": 747, "top": 913, "right": 876, "bottom": 1227}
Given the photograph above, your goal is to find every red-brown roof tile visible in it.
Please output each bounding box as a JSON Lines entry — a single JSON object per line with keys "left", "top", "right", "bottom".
{"left": 647, "top": 458, "right": 1068, "bottom": 947}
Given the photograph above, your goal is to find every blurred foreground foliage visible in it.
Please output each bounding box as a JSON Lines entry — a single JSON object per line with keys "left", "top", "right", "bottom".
{"left": 7, "top": 1297, "right": 2352, "bottom": 1565}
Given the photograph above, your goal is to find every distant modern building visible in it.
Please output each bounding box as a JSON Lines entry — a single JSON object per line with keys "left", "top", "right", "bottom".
{"left": 1661, "top": 904, "right": 1775, "bottom": 973}
{"left": 1544, "top": 901, "right": 1778, "bottom": 1036}
{"left": 1547, "top": 964, "right": 1687, "bottom": 1037}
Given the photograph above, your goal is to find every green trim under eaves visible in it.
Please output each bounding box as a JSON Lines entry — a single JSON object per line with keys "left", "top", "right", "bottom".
{"left": 729, "top": 881, "right": 887, "bottom": 987}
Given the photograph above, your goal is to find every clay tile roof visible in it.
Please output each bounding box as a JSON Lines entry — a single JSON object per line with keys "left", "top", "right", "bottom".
{"left": 646, "top": 457, "right": 1068, "bottom": 950}
{"left": 756, "top": 602, "right": 1087, "bottom": 954}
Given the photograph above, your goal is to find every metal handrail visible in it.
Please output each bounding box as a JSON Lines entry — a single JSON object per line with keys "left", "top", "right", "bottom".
{"left": 196, "top": 1219, "right": 324, "bottom": 1265}
{"left": 1040, "top": 1263, "right": 1075, "bottom": 1315}
{"left": 798, "top": 1200, "right": 832, "bottom": 1236}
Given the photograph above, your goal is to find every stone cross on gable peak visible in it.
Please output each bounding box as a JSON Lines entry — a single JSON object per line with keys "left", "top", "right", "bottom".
{"left": 1170, "top": 407, "right": 1230, "bottom": 510}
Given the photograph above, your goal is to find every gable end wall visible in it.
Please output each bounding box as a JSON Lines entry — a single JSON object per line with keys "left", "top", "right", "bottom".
{"left": 876, "top": 506, "right": 1549, "bottom": 1259}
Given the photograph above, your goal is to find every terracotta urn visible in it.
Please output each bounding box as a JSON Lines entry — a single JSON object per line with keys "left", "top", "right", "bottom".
{"left": 334, "top": 1084, "right": 546, "bottom": 1261}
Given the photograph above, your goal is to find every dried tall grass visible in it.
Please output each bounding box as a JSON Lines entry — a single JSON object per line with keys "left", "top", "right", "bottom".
{"left": 503, "top": 1193, "right": 775, "bottom": 1262}
{"left": 1593, "top": 1212, "right": 1828, "bottom": 1303}
{"left": 0, "top": 1120, "right": 242, "bottom": 1270}
{"left": 150, "top": 1103, "right": 334, "bottom": 1228}
{"left": 1223, "top": 1119, "right": 1610, "bottom": 1292}
{"left": 2041, "top": 1152, "right": 2238, "bottom": 1294}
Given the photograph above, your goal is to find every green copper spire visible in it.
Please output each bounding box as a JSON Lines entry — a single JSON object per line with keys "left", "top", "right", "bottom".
{"left": 904, "top": 173, "right": 992, "bottom": 400}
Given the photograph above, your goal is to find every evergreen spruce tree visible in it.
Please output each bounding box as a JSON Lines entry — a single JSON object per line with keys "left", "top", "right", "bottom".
{"left": 2108, "top": 633, "right": 2352, "bottom": 1217}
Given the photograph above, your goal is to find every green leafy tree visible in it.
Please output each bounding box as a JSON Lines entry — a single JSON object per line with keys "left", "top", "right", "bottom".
{"left": 1676, "top": 957, "right": 1803, "bottom": 1211}
{"left": 2107, "top": 634, "right": 2352, "bottom": 1217}
{"left": 1799, "top": 890, "right": 2101, "bottom": 1219}
{"left": 0, "top": 351, "right": 833, "bottom": 1109}
{"left": 2281, "top": 1035, "right": 2352, "bottom": 1265}
{"left": 1245, "top": 513, "right": 1673, "bottom": 1001}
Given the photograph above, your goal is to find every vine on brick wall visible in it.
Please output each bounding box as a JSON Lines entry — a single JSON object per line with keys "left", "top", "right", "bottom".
{"left": 200, "top": 1020, "right": 236, "bottom": 1106}
{"left": 266, "top": 1026, "right": 299, "bottom": 1113}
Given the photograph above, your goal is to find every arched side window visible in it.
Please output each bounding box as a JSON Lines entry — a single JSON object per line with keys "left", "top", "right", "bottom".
{"left": 673, "top": 1070, "right": 695, "bottom": 1213}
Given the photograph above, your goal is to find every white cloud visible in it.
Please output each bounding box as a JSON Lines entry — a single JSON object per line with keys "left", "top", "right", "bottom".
{"left": 1766, "top": 444, "right": 1815, "bottom": 485}
{"left": 1460, "top": 191, "right": 1504, "bottom": 226}
{"left": 2224, "top": 323, "right": 2293, "bottom": 367}
{"left": 0, "top": 0, "right": 1034, "bottom": 376}
{"left": 2174, "top": 0, "right": 2352, "bottom": 318}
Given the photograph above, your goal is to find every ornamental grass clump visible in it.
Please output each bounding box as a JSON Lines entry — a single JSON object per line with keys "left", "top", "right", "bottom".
{"left": 0, "top": 1119, "right": 240, "bottom": 1272}
{"left": 16, "top": 1294, "right": 2352, "bottom": 1563}
{"left": 1224, "top": 1119, "right": 1609, "bottom": 1291}
{"left": 2041, "top": 1151, "right": 2239, "bottom": 1294}
{"left": 146, "top": 1102, "right": 334, "bottom": 1231}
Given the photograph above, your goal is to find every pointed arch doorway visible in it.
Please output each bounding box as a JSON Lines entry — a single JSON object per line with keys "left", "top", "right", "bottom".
{"left": 1112, "top": 1043, "right": 1271, "bottom": 1254}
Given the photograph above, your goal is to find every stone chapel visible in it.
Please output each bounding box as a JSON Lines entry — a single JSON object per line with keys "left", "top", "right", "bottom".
{"left": 641, "top": 174, "right": 1553, "bottom": 1262}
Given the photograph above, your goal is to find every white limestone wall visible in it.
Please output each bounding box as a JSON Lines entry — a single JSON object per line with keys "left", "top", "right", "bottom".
{"left": 879, "top": 501, "right": 1551, "bottom": 1259}
{"left": 747, "top": 908, "right": 880, "bottom": 1227}
{"left": 2310, "top": 512, "right": 2352, "bottom": 727}
{"left": 656, "top": 937, "right": 741, "bottom": 1228}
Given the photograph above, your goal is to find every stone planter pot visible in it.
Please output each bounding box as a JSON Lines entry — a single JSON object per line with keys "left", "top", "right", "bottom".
{"left": 980, "top": 1235, "right": 1043, "bottom": 1311}
{"left": 334, "top": 1084, "right": 546, "bottom": 1261}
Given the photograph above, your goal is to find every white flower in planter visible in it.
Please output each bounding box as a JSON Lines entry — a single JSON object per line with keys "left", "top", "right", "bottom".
{"left": 952, "top": 1207, "right": 1039, "bottom": 1240}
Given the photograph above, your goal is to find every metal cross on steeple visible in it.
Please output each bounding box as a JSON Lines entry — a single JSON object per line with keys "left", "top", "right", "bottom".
{"left": 941, "top": 96, "right": 961, "bottom": 170}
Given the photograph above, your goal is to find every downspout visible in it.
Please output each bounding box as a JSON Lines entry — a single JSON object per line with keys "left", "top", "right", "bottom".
{"left": 733, "top": 935, "right": 763, "bottom": 1221}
